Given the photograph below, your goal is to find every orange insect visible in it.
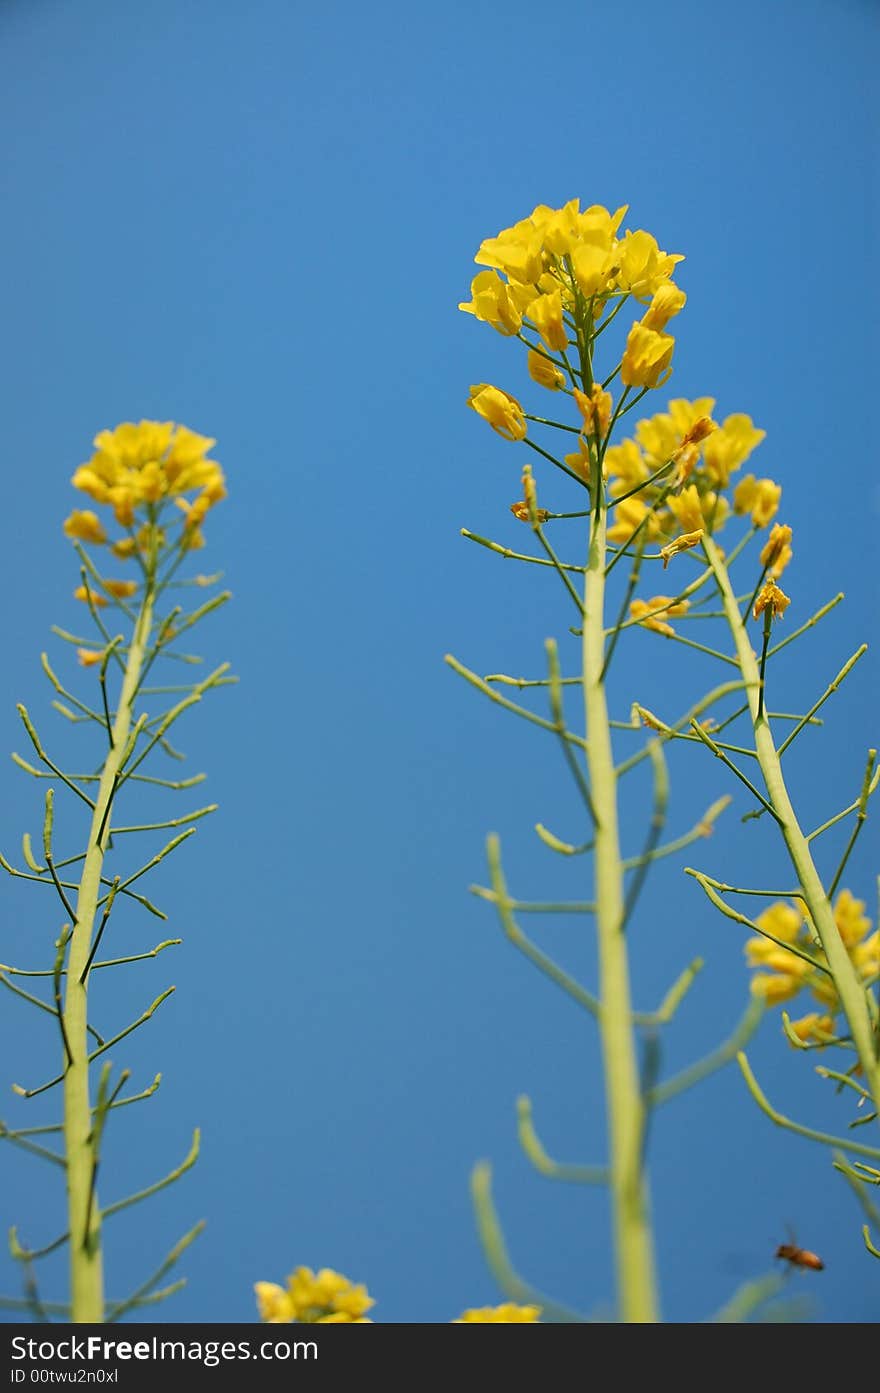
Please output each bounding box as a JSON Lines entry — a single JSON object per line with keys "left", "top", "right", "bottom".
{"left": 776, "top": 1240, "right": 825, "bottom": 1271}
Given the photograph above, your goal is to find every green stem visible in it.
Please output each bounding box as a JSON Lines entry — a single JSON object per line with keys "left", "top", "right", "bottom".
{"left": 704, "top": 536, "right": 880, "bottom": 1118}
{"left": 63, "top": 583, "right": 156, "bottom": 1322}
{"left": 583, "top": 497, "right": 658, "bottom": 1322}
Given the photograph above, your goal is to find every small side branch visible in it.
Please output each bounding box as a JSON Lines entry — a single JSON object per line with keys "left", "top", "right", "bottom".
{"left": 621, "top": 741, "right": 668, "bottom": 930}
{"left": 516, "top": 1096, "right": 608, "bottom": 1184}
{"left": 685, "top": 869, "right": 828, "bottom": 976}
{"left": 479, "top": 836, "right": 601, "bottom": 1019}
{"left": 470, "top": 1162, "right": 585, "bottom": 1322}
{"left": 102, "top": 1130, "right": 200, "bottom": 1221}
{"left": 15, "top": 707, "right": 96, "bottom": 811}
{"left": 545, "top": 639, "right": 597, "bottom": 823}
{"left": 445, "top": 654, "right": 588, "bottom": 751}
{"left": 827, "top": 751, "right": 877, "bottom": 898}
{"left": 104, "top": 1220, "right": 205, "bottom": 1324}
{"left": 777, "top": 647, "right": 868, "bottom": 756}
{"left": 633, "top": 958, "right": 704, "bottom": 1027}
{"left": 737, "top": 1053, "right": 880, "bottom": 1160}
{"left": 688, "top": 721, "right": 783, "bottom": 824}
{"left": 647, "top": 999, "right": 764, "bottom": 1107}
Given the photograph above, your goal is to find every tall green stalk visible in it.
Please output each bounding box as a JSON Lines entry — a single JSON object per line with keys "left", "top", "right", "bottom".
{"left": 704, "top": 535, "right": 880, "bottom": 1117}
{"left": 584, "top": 497, "right": 658, "bottom": 1323}
{"left": 63, "top": 586, "right": 155, "bottom": 1322}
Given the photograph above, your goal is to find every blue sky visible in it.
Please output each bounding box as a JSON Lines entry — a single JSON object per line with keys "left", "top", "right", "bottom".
{"left": 0, "top": 0, "right": 877, "bottom": 1324}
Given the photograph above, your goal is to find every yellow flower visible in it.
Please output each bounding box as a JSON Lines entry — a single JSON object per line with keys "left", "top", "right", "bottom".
{"left": 676, "top": 417, "right": 715, "bottom": 453}
{"left": 745, "top": 900, "right": 814, "bottom": 1004}
{"left": 108, "top": 487, "right": 136, "bottom": 528}
{"left": 810, "top": 977, "right": 842, "bottom": 1011}
{"left": 526, "top": 289, "right": 568, "bottom": 351}
{"left": 110, "top": 537, "right": 138, "bottom": 560}
{"left": 510, "top": 501, "right": 550, "bottom": 523}
{"left": 760, "top": 523, "right": 793, "bottom": 579}
{"left": 76, "top": 647, "right": 105, "bottom": 668}
{"left": 102, "top": 580, "right": 138, "bottom": 600}
{"left": 467, "top": 384, "right": 527, "bottom": 442}
{"left": 701, "top": 414, "right": 765, "bottom": 487}
{"left": 607, "top": 496, "right": 661, "bottom": 543}
{"left": 788, "top": 1013, "right": 835, "bottom": 1045}
{"left": 733, "top": 474, "right": 781, "bottom": 527}
{"left": 614, "top": 229, "right": 684, "bottom": 300}
{"left": 315, "top": 1313, "right": 373, "bottom": 1324}
{"left": 659, "top": 529, "right": 703, "bottom": 569}
{"left": 285, "top": 1267, "right": 374, "bottom": 1323}
{"left": 475, "top": 214, "right": 547, "bottom": 285}
{"left": 641, "top": 284, "right": 687, "bottom": 331}
{"left": 746, "top": 891, "right": 875, "bottom": 1026}
{"left": 666, "top": 485, "right": 726, "bottom": 535}
{"left": 634, "top": 401, "right": 718, "bottom": 481}
{"left": 629, "top": 595, "right": 690, "bottom": 637}
{"left": 620, "top": 322, "right": 674, "bottom": 389}
{"left": 753, "top": 580, "right": 790, "bottom": 621}
{"left": 257, "top": 1268, "right": 374, "bottom": 1324}
{"left": 63, "top": 510, "right": 107, "bottom": 544}
{"left": 176, "top": 494, "right": 212, "bottom": 530}
{"left": 459, "top": 269, "right": 531, "bottom": 335}
{"left": 570, "top": 239, "right": 616, "bottom": 298}
{"left": 72, "top": 421, "right": 226, "bottom": 531}
{"left": 69, "top": 467, "right": 112, "bottom": 503}
{"left": 833, "top": 889, "right": 871, "bottom": 949}
{"left": 254, "top": 1282, "right": 296, "bottom": 1324}
{"left": 605, "top": 438, "right": 649, "bottom": 494}
{"left": 135, "top": 522, "right": 166, "bottom": 555}
{"left": 564, "top": 435, "right": 593, "bottom": 483}
{"left": 750, "top": 971, "right": 803, "bottom": 1005}
{"left": 751, "top": 901, "right": 804, "bottom": 946}
{"left": 527, "top": 349, "right": 565, "bottom": 390}
{"left": 455, "top": 1303, "right": 541, "bottom": 1323}
{"left": 851, "top": 930, "right": 879, "bottom": 982}
{"left": 573, "top": 385, "right": 612, "bottom": 439}
{"left": 73, "top": 585, "right": 108, "bottom": 608}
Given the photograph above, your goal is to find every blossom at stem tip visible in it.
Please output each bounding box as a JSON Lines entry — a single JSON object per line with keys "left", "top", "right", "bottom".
{"left": 753, "top": 580, "right": 790, "bottom": 621}
{"left": 467, "top": 384, "right": 528, "bottom": 441}
{"left": 660, "top": 529, "right": 703, "bottom": 569}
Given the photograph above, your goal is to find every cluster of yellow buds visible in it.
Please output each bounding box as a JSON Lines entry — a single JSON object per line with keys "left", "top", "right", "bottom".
{"left": 254, "top": 1268, "right": 374, "bottom": 1324}
{"left": 746, "top": 891, "right": 878, "bottom": 1040}
{"left": 63, "top": 420, "right": 227, "bottom": 556}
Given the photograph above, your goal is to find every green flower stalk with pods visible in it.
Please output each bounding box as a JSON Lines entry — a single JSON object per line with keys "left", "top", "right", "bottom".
{"left": 1, "top": 422, "right": 234, "bottom": 1322}
{"left": 445, "top": 197, "right": 878, "bottom": 1321}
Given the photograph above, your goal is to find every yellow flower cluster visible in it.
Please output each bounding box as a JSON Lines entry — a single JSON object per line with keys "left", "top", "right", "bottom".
{"left": 461, "top": 200, "right": 681, "bottom": 327}
{"left": 255, "top": 1268, "right": 374, "bottom": 1324}
{"left": 454, "top": 1303, "right": 541, "bottom": 1322}
{"left": 746, "top": 891, "right": 878, "bottom": 1036}
{"left": 603, "top": 398, "right": 767, "bottom": 548}
{"left": 65, "top": 421, "right": 226, "bottom": 554}
{"left": 629, "top": 595, "right": 691, "bottom": 637}
{"left": 460, "top": 200, "right": 683, "bottom": 395}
